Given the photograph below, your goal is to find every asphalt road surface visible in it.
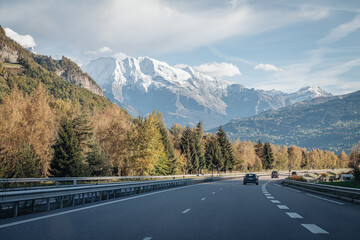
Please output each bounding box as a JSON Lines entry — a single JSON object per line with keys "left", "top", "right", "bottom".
{"left": 0, "top": 176, "right": 359, "bottom": 240}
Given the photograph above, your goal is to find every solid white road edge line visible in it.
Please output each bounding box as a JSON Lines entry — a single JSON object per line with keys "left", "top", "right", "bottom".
{"left": 306, "top": 193, "right": 344, "bottom": 205}
{"left": 301, "top": 224, "right": 329, "bottom": 234}
{"left": 0, "top": 183, "right": 204, "bottom": 229}
{"left": 284, "top": 187, "right": 301, "bottom": 192}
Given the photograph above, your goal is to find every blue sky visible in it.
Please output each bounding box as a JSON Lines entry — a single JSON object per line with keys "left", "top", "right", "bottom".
{"left": 0, "top": 0, "right": 359, "bottom": 94}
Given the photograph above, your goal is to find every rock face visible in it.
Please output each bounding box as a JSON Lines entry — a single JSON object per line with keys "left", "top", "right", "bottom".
{"left": 0, "top": 45, "right": 18, "bottom": 63}
{"left": 83, "top": 55, "right": 332, "bottom": 129}
{"left": 33, "top": 55, "right": 104, "bottom": 97}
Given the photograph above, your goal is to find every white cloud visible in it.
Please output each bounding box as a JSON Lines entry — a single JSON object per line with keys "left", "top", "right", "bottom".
{"left": 86, "top": 46, "right": 112, "bottom": 55}
{"left": 254, "top": 63, "right": 283, "bottom": 72}
{"left": 0, "top": 0, "right": 331, "bottom": 57}
{"left": 319, "top": 14, "right": 360, "bottom": 44}
{"left": 112, "top": 52, "right": 129, "bottom": 60}
{"left": 4, "top": 27, "right": 36, "bottom": 48}
{"left": 193, "top": 62, "right": 241, "bottom": 77}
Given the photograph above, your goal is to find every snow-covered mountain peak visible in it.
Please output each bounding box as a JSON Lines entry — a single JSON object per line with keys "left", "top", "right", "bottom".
{"left": 83, "top": 54, "right": 333, "bottom": 128}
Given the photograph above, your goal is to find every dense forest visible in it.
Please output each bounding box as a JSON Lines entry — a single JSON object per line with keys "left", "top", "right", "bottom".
{"left": 0, "top": 85, "right": 354, "bottom": 178}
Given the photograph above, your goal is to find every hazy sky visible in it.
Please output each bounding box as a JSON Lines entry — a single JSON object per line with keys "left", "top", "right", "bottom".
{"left": 1, "top": 0, "right": 359, "bottom": 94}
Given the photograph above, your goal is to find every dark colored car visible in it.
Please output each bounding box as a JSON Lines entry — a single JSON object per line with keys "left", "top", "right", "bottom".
{"left": 243, "top": 173, "right": 259, "bottom": 185}
{"left": 271, "top": 171, "right": 279, "bottom": 178}
{"left": 292, "top": 171, "right": 297, "bottom": 175}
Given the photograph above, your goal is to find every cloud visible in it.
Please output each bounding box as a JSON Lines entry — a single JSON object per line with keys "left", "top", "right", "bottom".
{"left": 254, "top": 63, "right": 283, "bottom": 72}
{"left": 112, "top": 52, "right": 129, "bottom": 60}
{"left": 0, "top": 0, "right": 331, "bottom": 58}
{"left": 4, "top": 27, "right": 36, "bottom": 48}
{"left": 85, "top": 46, "right": 112, "bottom": 55}
{"left": 193, "top": 62, "right": 241, "bottom": 77}
{"left": 319, "top": 14, "right": 360, "bottom": 44}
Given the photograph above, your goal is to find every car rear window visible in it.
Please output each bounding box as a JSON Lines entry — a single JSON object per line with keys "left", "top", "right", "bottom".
{"left": 246, "top": 174, "right": 255, "bottom": 177}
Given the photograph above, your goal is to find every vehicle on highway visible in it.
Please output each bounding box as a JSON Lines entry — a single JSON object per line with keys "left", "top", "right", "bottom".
{"left": 271, "top": 171, "right": 279, "bottom": 178}
{"left": 243, "top": 173, "right": 259, "bottom": 185}
{"left": 292, "top": 171, "right": 297, "bottom": 175}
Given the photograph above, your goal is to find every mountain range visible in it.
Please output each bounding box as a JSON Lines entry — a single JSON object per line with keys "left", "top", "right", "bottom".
{"left": 215, "top": 91, "right": 360, "bottom": 153}
{"left": 83, "top": 55, "right": 332, "bottom": 129}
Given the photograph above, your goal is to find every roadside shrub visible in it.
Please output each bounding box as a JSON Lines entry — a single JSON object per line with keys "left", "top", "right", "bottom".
{"left": 289, "top": 175, "right": 307, "bottom": 182}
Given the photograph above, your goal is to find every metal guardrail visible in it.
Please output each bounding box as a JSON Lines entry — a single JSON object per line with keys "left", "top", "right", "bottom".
{"left": 0, "top": 176, "right": 241, "bottom": 218}
{"left": 282, "top": 179, "right": 360, "bottom": 203}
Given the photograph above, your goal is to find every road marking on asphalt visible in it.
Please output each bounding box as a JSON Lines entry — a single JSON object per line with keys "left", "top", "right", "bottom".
{"left": 201, "top": 198, "right": 206, "bottom": 201}
{"left": 274, "top": 184, "right": 282, "bottom": 187}
{"left": 306, "top": 194, "right": 344, "bottom": 205}
{"left": 143, "top": 237, "right": 152, "bottom": 240}
{"left": 301, "top": 224, "right": 329, "bottom": 234}
{"left": 0, "top": 183, "right": 203, "bottom": 229}
{"left": 271, "top": 200, "right": 281, "bottom": 203}
{"left": 277, "top": 205, "right": 289, "bottom": 209}
{"left": 212, "top": 192, "right": 216, "bottom": 194}
{"left": 264, "top": 193, "right": 271, "bottom": 196}
{"left": 182, "top": 208, "right": 191, "bottom": 214}
{"left": 284, "top": 187, "right": 301, "bottom": 192}
{"left": 267, "top": 196, "right": 274, "bottom": 199}
{"left": 220, "top": 188, "right": 223, "bottom": 190}
{"left": 285, "top": 212, "right": 303, "bottom": 218}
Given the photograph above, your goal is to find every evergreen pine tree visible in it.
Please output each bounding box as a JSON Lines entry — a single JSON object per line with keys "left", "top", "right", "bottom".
{"left": 87, "top": 141, "right": 111, "bottom": 176}
{"left": 11, "top": 143, "right": 43, "bottom": 178}
{"left": 157, "top": 118, "right": 176, "bottom": 174}
{"left": 49, "top": 120, "right": 87, "bottom": 177}
{"left": 263, "top": 142, "right": 274, "bottom": 170}
{"left": 72, "top": 113, "right": 94, "bottom": 154}
{"left": 205, "top": 136, "right": 222, "bottom": 174}
{"left": 193, "top": 130, "right": 205, "bottom": 174}
{"left": 216, "top": 126, "right": 235, "bottom": 172}
{"left": 180, "top": 126, "right": 193, "bottom": 173}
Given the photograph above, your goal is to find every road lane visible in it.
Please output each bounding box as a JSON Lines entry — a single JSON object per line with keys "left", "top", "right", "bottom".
{"left": 0, "top": 178, "right": 358, "bottom": 240}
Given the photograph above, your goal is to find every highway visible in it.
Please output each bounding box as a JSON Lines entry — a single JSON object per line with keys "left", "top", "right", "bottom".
{"left": 0, "top": 176, "right": 359, "bottom": 240}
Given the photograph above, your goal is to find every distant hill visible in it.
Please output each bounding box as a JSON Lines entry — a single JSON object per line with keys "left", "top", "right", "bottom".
{"left": 213, "top": 91, "right": 360, "bottom": 154}
{"left": 0, "top": 26, "right": 110, "bottom": 110}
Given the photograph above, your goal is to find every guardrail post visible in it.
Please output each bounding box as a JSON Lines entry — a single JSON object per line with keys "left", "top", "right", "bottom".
{"left": 46, "top": 198, "right": 51, "bottom": 211}
{"left": 91, "top": 193, "right": 95, "bottom": 202}
{"left": 13, "top": 201, "right": 18, "bottom": 217}
{"left": 72, "top": 195, "right": 75, "bottom": 206}
{"left": 82, "top": 194, "right": 85, "bottom": 204}
{"left": 106, "top": 191, "right": 109, "bottom": 200}
{"left": 73, "top": 180, "right": 77, "bottom": 186}
{"left": 59, "top": 196, "right": 63, "bottom": 208}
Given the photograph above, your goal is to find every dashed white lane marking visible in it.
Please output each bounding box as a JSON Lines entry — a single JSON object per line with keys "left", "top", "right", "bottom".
{"left": 267, "top": 196, "right": 274, "bottom": 199}
{"left": 143, "top": 237, "right": 152, "bottom": 240}
{"left": 306, "top": 194, "right": 344, "bottom": 205}
{"left": 182, "top": 209, "right": 191, "bottom": 214}
{"left": 220, "top": 188, "right": 223, "bottom": 190}
{"left": 285, "top": 212, "right": 303, "bottom": 218}
{"left": 271, "top": 200, "right": 281, "bottom": 203}
{"left": 201, "top": 198, "right": 206, "bottom": 201}
{"left": 264, "top": 194, "right": 271, "bottom": 196}
{"left": 277, "top": 205, "right": 289, "bottom": 209}
{"left": 301, "top": 224, "right": 329, "bottom": 234}
{"left": 212, "top": 192, "right": 216, "bottom": 194}
{"left": 284, "top": 187, "right": 301, "bottom": 192}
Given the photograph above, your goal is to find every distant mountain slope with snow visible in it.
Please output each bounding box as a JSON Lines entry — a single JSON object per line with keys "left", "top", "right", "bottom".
{"left": 83, "top": 55, "right": 332, "bottom": 129}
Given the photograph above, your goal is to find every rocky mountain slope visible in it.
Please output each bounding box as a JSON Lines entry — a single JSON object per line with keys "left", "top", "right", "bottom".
{"left": 0, "top": 26, "right": 110, "bottom": 110}
{"left": 215, "top": 91, "right": 360, "bottom": 153}
{"left": 83, "top": 55, "right": 331, "bottom": 129}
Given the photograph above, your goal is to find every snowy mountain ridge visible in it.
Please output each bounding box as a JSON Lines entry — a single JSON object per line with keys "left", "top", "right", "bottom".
{"left": 83, "top": 55, "right": 332, "bottom": 129}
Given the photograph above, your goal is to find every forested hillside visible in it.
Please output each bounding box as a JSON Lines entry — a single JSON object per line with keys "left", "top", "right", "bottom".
{"left": 0, "top": 26, "right": 109, "bottom": 109}
{"left": 218, "top": 91, "right": 360, "bottom": 154}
